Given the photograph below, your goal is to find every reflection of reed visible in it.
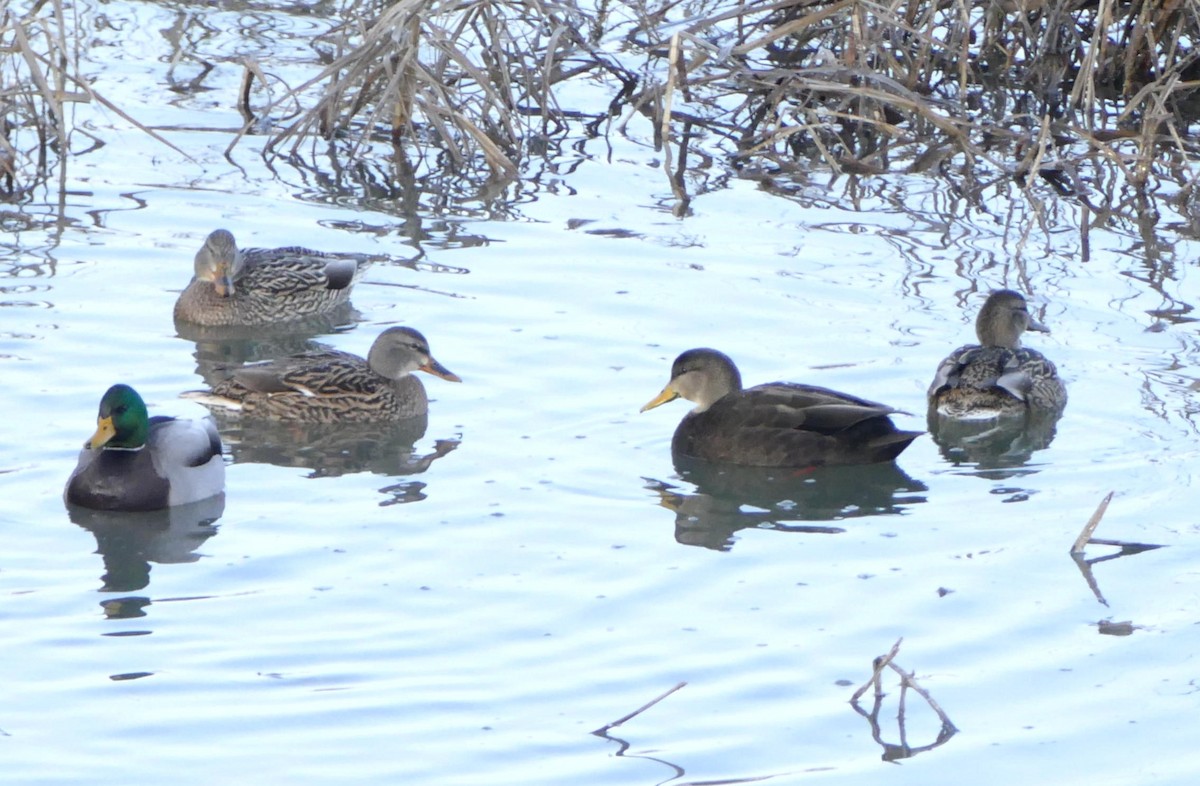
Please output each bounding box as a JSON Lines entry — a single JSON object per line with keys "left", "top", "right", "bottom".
{"left": 67, "top": 495, "right": 224, "bottom": 593}
{"left": 158, "top": 8, "right": 220, "bottom": 95}
{"left": 647, "top": 456, "right": 927, "bottom": 550}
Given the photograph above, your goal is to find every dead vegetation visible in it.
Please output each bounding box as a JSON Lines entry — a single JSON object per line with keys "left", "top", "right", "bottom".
{"left": 1, "top": 0, "right": 182, "bottom": 200}
{"left": 238, "top": 0, "right": 1200, "bottom": 222}
{"left": 6, "top": 0, "right": 1200, "bottom": 222}
{"left": 0, "top": 0, "right": 78, "bottom": 198}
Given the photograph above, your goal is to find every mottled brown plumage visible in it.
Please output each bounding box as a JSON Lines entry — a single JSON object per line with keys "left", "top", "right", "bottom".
{"left": 186, "top": 327, "right": 460, "bottom": 423}
{"left": 174, "top": 229, "right": 374, "bottom": 327}
{"left": 928, "top": 289, "right": 1067, "bottom": 418}
{"left": 642, "top": 348, "right": 921, "bottom": 467}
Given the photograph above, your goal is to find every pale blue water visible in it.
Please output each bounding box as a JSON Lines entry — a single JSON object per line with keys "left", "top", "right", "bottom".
{"left": 3, "top": 1, "right": 1200, "bottom": 784}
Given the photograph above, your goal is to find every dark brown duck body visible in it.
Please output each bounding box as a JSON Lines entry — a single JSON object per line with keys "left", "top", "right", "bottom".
{"left": 644, "top": 349, "right": 921, "bottom": 468}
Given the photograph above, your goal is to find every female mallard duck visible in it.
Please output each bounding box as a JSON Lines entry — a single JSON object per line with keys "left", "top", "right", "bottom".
{"left": 928, "top": 289, "right": 1067, "bottom": 418}
{"left": 65, "top": 384, "right": 225, "bottom": 511}
{"left": 186, "top": 326, "right": 461, "bottom": 423}
{"left": 641, "top": 348, "right": 922, "bottom": 467}
{"left": 174, "top": 229, "right": 375, "bottom": 327}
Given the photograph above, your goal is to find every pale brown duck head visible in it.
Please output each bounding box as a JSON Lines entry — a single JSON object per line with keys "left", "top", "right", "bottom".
{"left": 193, "top": 229, "right": 244, "bottom": 298}
{"left": 368, "top": 326, "right": 462, "bottom": 383}
{"left": 975, "top": 289, "right": 1049, "bottom": 349}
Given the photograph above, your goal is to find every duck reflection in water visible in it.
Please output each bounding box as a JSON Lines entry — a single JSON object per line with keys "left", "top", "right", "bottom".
{"left": 67, "top": 494, "right": 224, "bottom": 596}
{"left": 647, "top": 457, "right": 927, "bottom": 551}
{"left": 926, "top": 408, "right": 1060, "bottom": 477}
{"left": 178, "top": 310, "right": 359, "bottom": 390}
{"left": 214, "top": 413, "right": 459, "bottom": 485}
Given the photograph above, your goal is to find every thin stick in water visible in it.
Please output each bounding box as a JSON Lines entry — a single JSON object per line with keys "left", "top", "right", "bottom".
{"left": 1071, "top": 491, "right": 1114, "bottom": 554}
{"left": 850, "top": 637, "right": 902, "bottom": 703}
{"left": 591, "top": 681, "right": 687, "bottom": 736}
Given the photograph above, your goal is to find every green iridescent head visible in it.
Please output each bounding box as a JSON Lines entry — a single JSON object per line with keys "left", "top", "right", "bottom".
{"left": 87, "top": 384, "right": 150, "bottom": 449}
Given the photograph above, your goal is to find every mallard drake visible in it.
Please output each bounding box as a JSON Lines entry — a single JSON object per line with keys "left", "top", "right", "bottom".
{"left": 641, "top": 348, "right": 922, "bottom": 467}
{"left": 185, "top": 326, "right": 461, "bottom": 423}
{"left": 65, "top": 384, "right": 225, "bottom": 511}
{"left": 928, "top": 289, "right": 1067, "bottom": 418}
{"left": 174, "top": 229, "right": 375, "bottom": 327}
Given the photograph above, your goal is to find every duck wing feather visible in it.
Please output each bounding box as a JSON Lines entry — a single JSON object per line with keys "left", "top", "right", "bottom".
{"left": 225, "top": 350, "right": 378, "bottom": 397}
{"left": 676, "top": 383, "right": 919, "bottom": 467}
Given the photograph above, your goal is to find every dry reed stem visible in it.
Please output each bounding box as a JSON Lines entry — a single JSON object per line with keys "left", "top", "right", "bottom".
{"left": 257, "top": 0, "right": 540, "bottom": 178}
{"left": 9, "top": 14, "right": 67, "bottom": 142}
{"left": 731, "top": 0, "right": 856, "bottom": 57}
{"left": 219, "top": 0, "right": 1200, "bottom": 224}
{"left": 2, "top": 0, "right": 184, "bottom": 194}
{"left": 8, "top": 0, "right": 1200, "bottom": 210}
{"left": 1072, "top": 491, "right": 1114, "bottom": 554}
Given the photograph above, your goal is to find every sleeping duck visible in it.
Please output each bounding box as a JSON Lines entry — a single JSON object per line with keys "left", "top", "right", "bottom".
{"left": 65, "top": 384, "right": 225, "bottom": 511}
{"left": 174, "top": 229, "right": 376, "bottom": 327}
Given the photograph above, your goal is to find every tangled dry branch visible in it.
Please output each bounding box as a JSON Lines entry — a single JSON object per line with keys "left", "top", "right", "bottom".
{"left": 5, "top": 0, "right": 1200, "bottom": 213}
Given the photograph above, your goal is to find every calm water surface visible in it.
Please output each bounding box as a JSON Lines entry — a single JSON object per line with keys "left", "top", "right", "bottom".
{"left": 3, "top": 2, "right": 1200, "bottom": 784}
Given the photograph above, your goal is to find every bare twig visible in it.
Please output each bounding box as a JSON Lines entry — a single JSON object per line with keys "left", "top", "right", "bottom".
{"left": 591, "top": 681, "right": 687, "bottom": 736}
{"left": 1071, "top": 491, "right": 1114, "bottom": 554}
{"left": 850, "top": 638, "right": 958, "bottom": 761}
{"left": 850, "top": 637, "right": 902, "bottom": 703}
